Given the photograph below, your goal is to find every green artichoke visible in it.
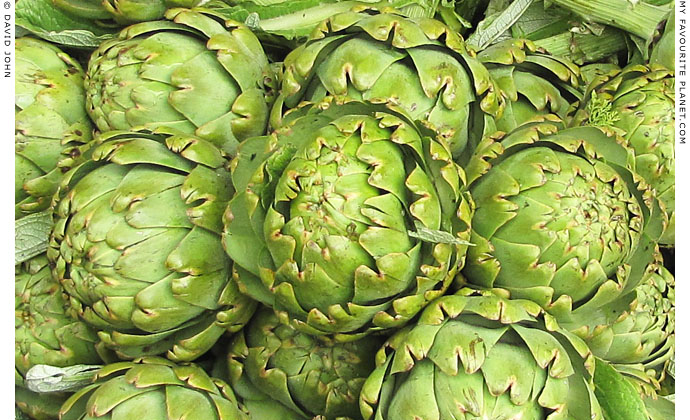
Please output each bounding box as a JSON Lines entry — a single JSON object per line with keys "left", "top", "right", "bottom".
{"left": 573, "top": 64, "right": 675, "bottom": 245}
{"left": 16, "top": 255, "right": 102, "bottom": 420}
{"left": 16, "top": 37, "right": 95, "bottom": 220}
{"left": 226, "top": 307, "right": 383, "bottom": 419}
{"left": 273, "top": 8, "right": 504, "bottom": 156}
{"left": 462, "top": 117, "right": 665, "bottom": 327}
{"left": 85, "top": 8, "right": 277, "bottom": 156}
{"left": 570, "top": 251, "right": 674, "bottom": 397}
{"left": 476, "top": 39, "right": 582, "bottom": 136}
{"left": 223, "top": 98, "right": 473, "bottom": 337}
{"left": 48, "top": 129, "right": 257, "bottom": 362}
{"left": 53, "top": 0, "right": 201, "bottom": 24}
{"left": 359, "top": 289, "right": 604, "bottom": 420}
{"left": 59, "top": 357, "right": 249, "bottom": 420}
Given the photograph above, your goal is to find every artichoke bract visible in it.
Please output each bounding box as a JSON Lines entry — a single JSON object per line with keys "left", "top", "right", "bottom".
{"left": 48, "top": 129, "right": 257, "bottom": 362}
{"left": 16, "top": 37, "right": 95, "bottom": 220}
{"left": 359, "top": 290, "right": 604, "bottom": 420}
{"left": 53, "top": 0, "right": 202, "bottom": 24}
{"left": 570, "top": 251, "right": 675, "bottom": 397}
{"left": 573, "top": 64, "right": 675, "bottom": 245}
{"left": 16, "top": 255, "right": 102, "bottom": 420}
{"left": 462, "top": 117, "right": 665, "bottom": 328}
{"left": 273, "top": 8, "right": 504, "bottom": 157}
{"left": 59, "top": 357, "right": 249, "bottom": 420}
{"left": 85, "top": 8, "right": 277, "bottom": 156}
{"left": 223, "top": 99, "right": 473, "bottom": 337}
{"left": 227, "top": 308, "right": 383, "bottom": 419}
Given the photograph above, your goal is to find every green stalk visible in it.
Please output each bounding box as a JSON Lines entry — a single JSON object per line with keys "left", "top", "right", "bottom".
{"left": 534, "top": 27, "right": 628, "bottom": 64}
{"left": 548, "top": 0, "right": 670, "bottom": 40}
{"left": 257, "top": 1, "right": 369, "bottom": 32}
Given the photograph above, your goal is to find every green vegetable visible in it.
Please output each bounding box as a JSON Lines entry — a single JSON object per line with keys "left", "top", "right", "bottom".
{"left": 226, "top": 308, "right": 383, "bottom": 419}
{"left": 360, "top": 289, "right": 604, "bottom": 420}
{"left": 223, "top": 98, "right": 473, "bottom": 337}
{"left": 16, "top": 37, "right": 95, "bottom": 220}
{"left": 573, "top": 64, "right": 675, "bottom": 245}
{"left": 475, "top": 38, "right": 581, "bottom": 137}
{"left": 273, "top": 8, "right": 504, "bottom": 157}
{"left": 59, "top": 357, "right": 249, "bottom": 420}
{"left": 462, "top": 117, "right": 665, "bottom": 327}
{"left": 572, "top": 251, "right": 675, "bottom": 397}
{"left": 48, "top": 129, "right": 257, "bottom": 362}
{"left": 15, "top": 255, "right": 103, "bottom": 420}
{"left": 85, "top": 8, "right": 278, "bottom": 156}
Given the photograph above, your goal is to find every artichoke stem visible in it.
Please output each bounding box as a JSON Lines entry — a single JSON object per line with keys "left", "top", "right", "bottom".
{"left": 550, "top": 0, "right": 670, "bottom": 41}
{"left": 534, "top": 28, "right": 628, "bottom": 64}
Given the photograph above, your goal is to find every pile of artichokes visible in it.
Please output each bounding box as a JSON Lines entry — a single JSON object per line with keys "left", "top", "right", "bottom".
{"left": 15, "top": 0, "right": 676, "bottom": 419}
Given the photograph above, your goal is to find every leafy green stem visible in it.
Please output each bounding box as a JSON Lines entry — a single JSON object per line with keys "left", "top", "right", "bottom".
{"left": 548, "top": 0, "right": 670, "bottom": 40}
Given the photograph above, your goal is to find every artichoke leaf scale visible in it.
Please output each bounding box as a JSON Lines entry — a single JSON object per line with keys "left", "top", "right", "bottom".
{"left": 15, "top": 134, "right": 68, "bottom": 173}
{"left": 361, "top": 194, "right": 407, "bottom": 232}
{"left": 131, "top": 276, "right": 207, "bottom": 333}
{"left": 113, "top": 228, "right": 187, "bottom": 281}
{"left": 110, "top": 390, "right": 168, "bottom": 419}
{"left": 167, "top": 51, "right": 241, "bottom": 128}
{"left": 316, "top": 37, "right": 406, "bottom": 95}
{"left": 406, "top": 46, "right": 475, "bottom": 111}
{"left": 165, "top": 384, "right": 220, "bottom": 420}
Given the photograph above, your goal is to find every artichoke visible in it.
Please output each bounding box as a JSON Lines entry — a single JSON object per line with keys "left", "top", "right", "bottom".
{"left": 359, "top": 290, "right": 604, "bottom": 420}
{"left": 226, "top": 308, "right": 383, "bottom": 419}
{"left": 273, "top": 8, "right": 504, "bottom": 156}
{"left": 48, "top": 129, "right": 257, "bottom": 362}
{"left": 573, "top": 64, "right": 675, "bottom": 245}
{"left": 53, "top": 0, "right": 202, "bottom": 24}
{"left": 16, "top": 255, "right": 102, "bottom": 420}
{"left": 16, "top": 37, "right": 95, "bottom": 220}
{"left": 59, "top": 357, "right": 249, "bottom": 420}
{"left": 223, "top": 98, "right": 473, "bottom": 337}
{"left": 570, "top": 251, "right": 674, "bottom": 396}
{"left": 475, "top": 39, "right": 582, "bottom": 136}
{"left": 85, "top": 8, "right": 277, "bottom": 156}
{"left": 462, "top": 117, "right": 665, "bottom": 327}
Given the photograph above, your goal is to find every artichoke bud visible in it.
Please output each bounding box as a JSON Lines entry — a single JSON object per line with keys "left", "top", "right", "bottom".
{"left": 462, "top": 118, "right": 664, "bottom": 331}
{"left": 474, "top": 38, "right": 583, "bottom": 138}
{"left": 226, "top": 308, "right": 384, "bottom": 419}
{"left": 49, "top": 129, "right": 258, "bottom": 362}
{"left": 16, "top": 254, "right": 103, "bottom": 420}
{"left": 359, "top": 290, "right": 604, "bottom": 420}
{"left": 273, "top": 8, "right": 506, "bottom": 158}
{"left": 571, "top": 250, "right": 674, "bottom": 397}
{"left": 223, "top": 99, "right": 473, "bottom": 336}
{"left": 59, "top": 357, "right": 251, "bottom": 420}
{"left": 572, "top": 64, "right": 675, "bottom": 245}
{"left": 15, "top": 37, "right": 96, "bottom": 220}
{"left": 85, "top": 8, "right": 277, "bottom": 157}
